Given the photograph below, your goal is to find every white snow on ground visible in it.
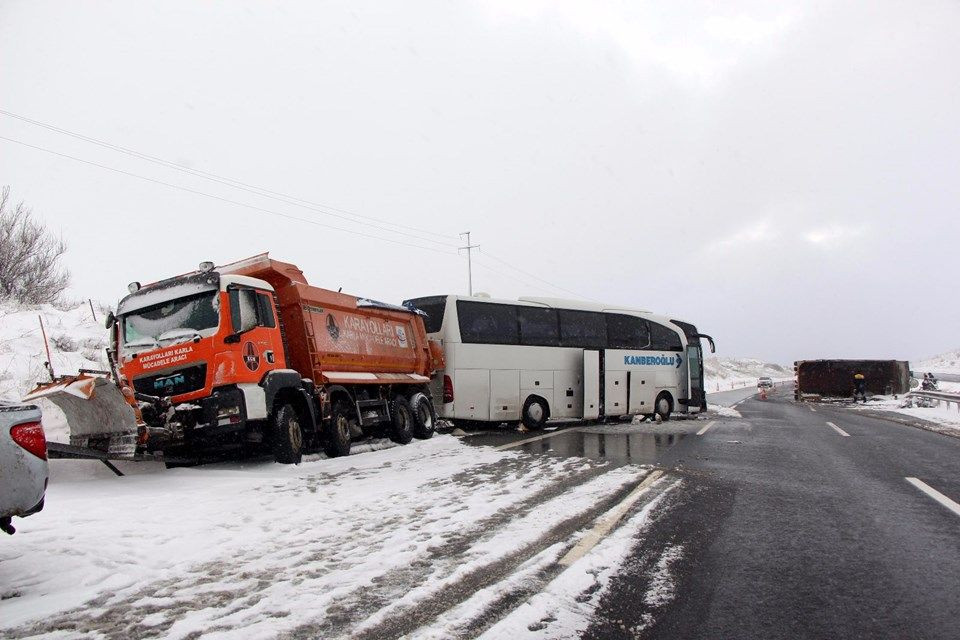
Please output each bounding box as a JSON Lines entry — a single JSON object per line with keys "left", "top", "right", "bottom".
{"left": 0, "top": 436, "right": 666, "bottom": 639}
{"left": 0, "top": 300, "right": 111, "bottom": 441}
{"left": 704, "top": 356, "right": 791, "bottom": 393}
{"left": 643, "top": 544, "right": 684, "bottom": 607}
{"left": 851, "top": 396, "right": 960, "bottom": 434}
{"left": 478, "top": 480, "right": 679, "bottom": 640}
{"left": 712, "top": 406, "right": 743, "bottom": 418}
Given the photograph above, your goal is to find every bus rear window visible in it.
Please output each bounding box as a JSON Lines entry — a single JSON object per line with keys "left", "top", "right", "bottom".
{"left": 457, "top": 300, "right": 519, "bottom": 344}
{"left": 404, "top": 296, "right": 448, "bottom": 334}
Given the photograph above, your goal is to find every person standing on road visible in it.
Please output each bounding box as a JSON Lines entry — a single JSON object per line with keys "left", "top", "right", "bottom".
{"left": 853, "top": 372, "right": 867, "bottom": 402}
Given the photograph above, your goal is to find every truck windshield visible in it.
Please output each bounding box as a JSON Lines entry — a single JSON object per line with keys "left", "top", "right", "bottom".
{"left": 122, "top": 291, "right": 220, "bottom": 349}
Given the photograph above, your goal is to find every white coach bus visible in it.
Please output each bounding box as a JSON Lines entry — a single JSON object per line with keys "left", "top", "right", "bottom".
{"left": 401, "top": 295, "right": 715, "bottom": 429}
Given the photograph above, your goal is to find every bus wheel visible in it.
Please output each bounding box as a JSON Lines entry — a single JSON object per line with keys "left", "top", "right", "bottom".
{"left": 390, "top": 395, "right": 415, "bottom": 444}
{"left": 324, "top": 401, "right": 352, "bottom": 458}
{"left": 655, "top": 393, "right": 672, "bottom": 422}
{"left": 521, "top": 397, "right": 549, "bottom": 430}
{"left": 408, "top": 392, "right": 436, "bottom": 440}
{"left": 272, "top": 403, "right": 303, "bottom": 464}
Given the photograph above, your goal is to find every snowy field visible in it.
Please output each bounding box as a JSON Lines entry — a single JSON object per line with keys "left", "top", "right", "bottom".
{"left": 850, "top": 396, "right": 960, "bottom": 435}
{"left": 0, "top": 435, "right": 677, "bottom": 639}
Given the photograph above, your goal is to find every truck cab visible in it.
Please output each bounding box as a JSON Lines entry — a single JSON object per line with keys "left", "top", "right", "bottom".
{"left": 113, "top": 266, "right": 295, "bottom": 457}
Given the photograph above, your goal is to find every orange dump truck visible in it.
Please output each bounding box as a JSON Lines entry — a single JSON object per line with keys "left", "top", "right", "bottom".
{"left": 89, "top": 254, "right": 443, "bottom": 463}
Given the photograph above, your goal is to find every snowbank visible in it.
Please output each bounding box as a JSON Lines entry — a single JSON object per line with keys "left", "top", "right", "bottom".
{"left": 0, "top": 300, "right": 111, "bottom": 440}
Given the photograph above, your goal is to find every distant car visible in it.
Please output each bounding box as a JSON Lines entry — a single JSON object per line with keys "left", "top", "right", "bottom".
{"left": 1, "top": 402, "right": 48, "bottom": 535}
{"left": 757, "top": 377, "right": 774, "bottom": 389}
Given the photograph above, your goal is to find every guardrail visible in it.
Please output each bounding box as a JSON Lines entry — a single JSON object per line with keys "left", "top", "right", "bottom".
{"left": 908, "top": 390, "right": 960, "bottom": 411}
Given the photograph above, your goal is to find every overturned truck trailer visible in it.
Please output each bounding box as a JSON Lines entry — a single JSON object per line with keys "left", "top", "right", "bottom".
{"left": 794, "top": 359, "right": 910, "bottom": 400}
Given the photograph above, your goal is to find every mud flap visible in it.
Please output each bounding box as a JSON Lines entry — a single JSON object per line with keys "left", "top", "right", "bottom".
{"left": 24, "top": 376, "right": 139, "bottom": 457}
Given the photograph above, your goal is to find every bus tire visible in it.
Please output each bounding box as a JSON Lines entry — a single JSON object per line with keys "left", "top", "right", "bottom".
{"left": 272, "top": 403, "right": 303, "bottom": 464}
{"left": 324, "top": 401, "right": 352, "bottom": 458}
{"left": 655, "top": 393, "right": 673, "bottom": 422}
{"left": 390, "top": 395, "right": 415, "bottom": 444}
{"left": 521, "top": 396, "right": 549, "bottom": 430}
{"left": 408, "top": 392, "right": 436, "bottom": 439}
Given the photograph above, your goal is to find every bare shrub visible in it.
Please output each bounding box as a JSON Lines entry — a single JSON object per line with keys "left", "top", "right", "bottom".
{"left": 0, "top": 186, "right": 70, "bottom": 304}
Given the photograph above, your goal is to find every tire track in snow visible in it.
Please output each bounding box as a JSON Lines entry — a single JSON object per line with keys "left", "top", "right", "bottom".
{"left": 4, "top": 443, "right": 620, "bottom": 640}
{"left": 345, "top": 473, "right": 675, "bottom": 640}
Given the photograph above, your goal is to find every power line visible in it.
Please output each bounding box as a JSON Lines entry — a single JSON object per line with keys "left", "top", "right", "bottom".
{"left": 0, "top": 135, "right": 459, "bottom": 257}
{"left": 477, "top": 247, "right": 598, "bottom": 301}
{"left": 0, "top": 108, "right": 461, "bottom": 247}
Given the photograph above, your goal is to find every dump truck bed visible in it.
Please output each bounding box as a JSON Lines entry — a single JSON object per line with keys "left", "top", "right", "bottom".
{"left": 221, "top": 255, "right": 440, "bottom": 385}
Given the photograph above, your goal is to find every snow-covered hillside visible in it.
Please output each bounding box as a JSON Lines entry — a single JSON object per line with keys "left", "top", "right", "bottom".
{"left": 704, "top": 356, "right": 792, "bottom": 392}
{"left": 0, "top": 301, "right": 110, "bottom": 402}
{"left": 913, "top": 348, "right": 960, "bottom": 374}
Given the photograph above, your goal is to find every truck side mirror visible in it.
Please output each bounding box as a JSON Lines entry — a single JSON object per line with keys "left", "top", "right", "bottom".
{"left": 104, "top": 311, "right": 116, "bottom": 330}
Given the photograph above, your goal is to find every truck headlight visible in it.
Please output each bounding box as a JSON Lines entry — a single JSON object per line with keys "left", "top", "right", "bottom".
{"left": 217, "top": 405, "right": 241, "bottom": 418}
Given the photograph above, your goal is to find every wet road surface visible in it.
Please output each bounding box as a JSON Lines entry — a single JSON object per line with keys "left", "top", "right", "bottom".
{"left": 462, "top": 385, "right": 960, "bottom": 639}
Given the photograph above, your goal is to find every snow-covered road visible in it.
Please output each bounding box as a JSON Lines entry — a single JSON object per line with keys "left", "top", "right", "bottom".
{"left": 0, "top": 435, "right": 676, "bottom": 639}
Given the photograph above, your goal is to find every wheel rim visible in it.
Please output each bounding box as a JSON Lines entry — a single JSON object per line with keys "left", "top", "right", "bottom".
{"left": 418, "top": 404, "right": 433, "bottom": 430}
{"left": 336, "top": 415, "right": 349, "bottom": 441}
{"left": 527, "top": 403, "right": 544, "bottom": 422}
{"left": 658, "top": 398, "right": 669, "bottom": 415}
{"left": 289, "top": 416, "right": 302, "bottom": 451}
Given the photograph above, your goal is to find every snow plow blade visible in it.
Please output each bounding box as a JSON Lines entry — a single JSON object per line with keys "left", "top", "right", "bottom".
{"left": 23, "top": 375, "right": 139, "bottom": 458}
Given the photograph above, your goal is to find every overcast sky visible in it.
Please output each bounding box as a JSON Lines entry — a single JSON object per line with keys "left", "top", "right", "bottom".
{"left": 1, "top": 0, "right": 958, "bottom": 364}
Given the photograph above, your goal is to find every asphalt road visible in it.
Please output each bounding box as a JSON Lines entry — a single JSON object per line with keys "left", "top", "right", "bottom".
{"left": 585, "top": 385, "right": 960, "bottom": 639}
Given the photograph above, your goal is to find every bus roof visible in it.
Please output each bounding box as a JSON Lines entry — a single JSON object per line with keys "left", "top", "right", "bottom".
{"left": 425, "top": 294, "right": 688, "bottom": 329}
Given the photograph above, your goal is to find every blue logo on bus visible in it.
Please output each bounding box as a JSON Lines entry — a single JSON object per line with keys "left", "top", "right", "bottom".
{"left": 624, "top": 354, "right": 683, "bottom": 369}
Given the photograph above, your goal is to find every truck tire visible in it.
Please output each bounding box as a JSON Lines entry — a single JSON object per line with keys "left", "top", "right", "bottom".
{"left": 272, "top": 403, "right": 303, "bottom": 464}
{"left": 324, "top": 401, "right": 352, "bottom": 458}
{"left": 521, "top": 396, "right": 549, "bottom": 430}
{"left": 390, "top": 395, "right": 414, "bottom": 444}
{"left": 655, "top": 392, "right": 672, "bottom": 422}
{"left": 408, "top": 392, "right": 436, "bottom": 439}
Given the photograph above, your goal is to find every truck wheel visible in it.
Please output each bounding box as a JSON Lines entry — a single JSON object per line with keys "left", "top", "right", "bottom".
{"left": 324, "top": 401, "right": 352, "bottom": 458}
{"left": 390, "top": 395, "right": 414, "bottom": 444}
{"left": 655, "top": 393, "right": 672, "bottom": 422}
{"left": 521, "top": 396, "right": 549, "bottom": 430}
{"left": 408, "top": 392, "right": 436, "bottom": 439}
{"left": 273, "top": 403, "right": 303, "bottom": 464}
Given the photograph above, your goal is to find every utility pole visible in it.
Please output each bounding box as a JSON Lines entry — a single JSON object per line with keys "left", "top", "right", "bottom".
{"left": 459, "top": 231, "right": 479, "bottom": 296}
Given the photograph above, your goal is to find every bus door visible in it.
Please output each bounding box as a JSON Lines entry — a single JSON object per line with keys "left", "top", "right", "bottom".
{"left": 583, "top": 350, "right": 601, "bottom": 420}
{"left": 687, "top": 344, "right": 704, "bottom": 412}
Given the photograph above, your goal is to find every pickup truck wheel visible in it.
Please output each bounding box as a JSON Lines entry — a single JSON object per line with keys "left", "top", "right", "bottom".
{"left": 324, "top": 401, "right": 352, "bottom": 458}
{"left": 272, "top": 403, "right": 303, "bottom": 464}
{"left": 408, "top": 392, "right": 436, "bottom": 439}
{"left": 390, "top": 395, "right": 414, "bottom": 444}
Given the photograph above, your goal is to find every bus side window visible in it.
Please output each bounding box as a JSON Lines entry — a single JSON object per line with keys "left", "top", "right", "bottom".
{"left": 649, "top": 322, "right": 683, "bottom": 351}
{"left": 606, "top": 314, "right": 650, "bottom": 350}
{"left": 559, "top": 310, "right": 606, "bottom": 348}
{"left": 518, "top": 307, "right": 560, "bottom": 346}
{"left": 457, "top": 300, "right": 518, "bottom": 345}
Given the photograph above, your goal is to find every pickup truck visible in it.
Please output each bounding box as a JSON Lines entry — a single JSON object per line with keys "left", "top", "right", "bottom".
{"left": 1, "top": 402, "right": 48, "bottom": 535}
